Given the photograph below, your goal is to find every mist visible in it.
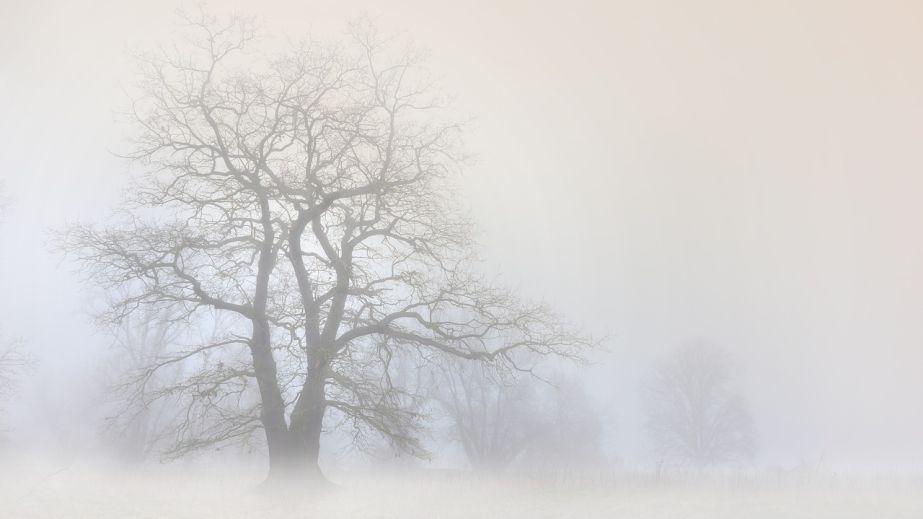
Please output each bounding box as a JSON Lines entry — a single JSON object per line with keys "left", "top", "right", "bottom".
{"left": 2, "top": 1, "right": 923, "bottom": 517}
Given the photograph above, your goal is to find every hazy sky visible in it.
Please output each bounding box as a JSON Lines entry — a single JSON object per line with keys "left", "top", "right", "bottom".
{"left": 2, "top": 0, "right": 923, "bottom": 468}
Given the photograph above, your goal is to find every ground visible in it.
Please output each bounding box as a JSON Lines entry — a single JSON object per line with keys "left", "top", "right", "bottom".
{"left": 2, "top": 461, "right": 922, "bottom": 518}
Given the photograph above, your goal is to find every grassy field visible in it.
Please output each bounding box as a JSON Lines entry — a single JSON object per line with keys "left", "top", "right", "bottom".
{"left": 2, "top": 462, "right": 923, "bottom": 518}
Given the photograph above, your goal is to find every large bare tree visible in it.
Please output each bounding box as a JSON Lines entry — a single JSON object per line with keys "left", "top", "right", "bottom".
{"left": 641, "top": 343, "right": 755, "bottom": 469}
{"left": 63, "top": 10, "right": 591, "bottom": 482}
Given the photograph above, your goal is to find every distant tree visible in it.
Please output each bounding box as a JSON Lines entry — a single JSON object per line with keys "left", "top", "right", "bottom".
{"left": 431, "top": 358, "right": 540, "bottom": 471}
{"left": 0, "top": 180, "right": 8, "bottom": 216}
{"left": 641, "top": 343, "right": 755, "bottom": 469}
{"left": 431, "top": 359, "right": 604, "bottom": 472}
{"left": 353, "top": 350, "right": 431, "bottom": 468}
{"left": 98, "top": 304, "right": 189, "bottom": 463}
{"left": 0, "top": 337, "right": 30, "bottom": 431}
{"left": 62, "top": 9, "right": 592, "bottom": 482}
{"left": 0, "top": 182, "right": 33, "bottom": 436}
{"left": 518, "top": 375, "right": 604, "bottom": 471}
{"left": 98, "top": 306, "right": 261, "bottom": 464}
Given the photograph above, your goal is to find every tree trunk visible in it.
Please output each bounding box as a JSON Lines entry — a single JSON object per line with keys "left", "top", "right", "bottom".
{"left": 263, "top": 433, "right": 314, "bottom": 483}
{"left": 287, "top": 357, "right": 328, "bottom": 481}
{"left": 248, "top": 318, "right": 308, "bottom": 482}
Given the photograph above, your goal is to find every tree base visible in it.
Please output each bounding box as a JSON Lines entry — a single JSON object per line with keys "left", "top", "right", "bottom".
{"left": 256, "top": 465, "right": 335, "bottom": 495}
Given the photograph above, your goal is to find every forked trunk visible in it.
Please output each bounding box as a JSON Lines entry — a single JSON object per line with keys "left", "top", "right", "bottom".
{"left": 259, "top": 356, "right": 329, "bottom": 485}
{"left": 247, "top": 319, "right": 319, "bottom": 483}
{"left": 284, "top": 359, "right": 327, "bottom": 479}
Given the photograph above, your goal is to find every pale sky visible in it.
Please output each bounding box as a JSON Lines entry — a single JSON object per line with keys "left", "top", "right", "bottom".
{"left": 2, "top": 0, "right": 923, "bottom": 469}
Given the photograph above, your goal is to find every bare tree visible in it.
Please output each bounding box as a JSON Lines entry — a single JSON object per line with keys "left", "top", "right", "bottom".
{"left": 98, "top": 304, "right": 194, "bottom": 463}
{"left": 0, "top": 337, "right": 30, "bottom": 432}
{"left": 432, "top": 364, "right": 604, "bottom": 472}
{"left": 641, "top": 343, "right": 755, "bottom": 469}
{"left": 62, "top": 9, "right": 591, "bottom": 482}
{"left": 518, "top": 375, "right": 604, "bottom": 472}
{"left": 348, "top": 349, "right": 432, "bottom": 468}
{"left": 0, "top": 180, "right": 9, "bottom": 217}
{"left": 430, "top": 358, "right": 542, "bottom": 471}
{"left": 0, "top": 182, "right": 32, "bottom": 437}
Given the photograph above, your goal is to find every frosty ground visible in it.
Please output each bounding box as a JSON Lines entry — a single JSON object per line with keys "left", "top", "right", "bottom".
{"left": 2, "top": 461, "right": 922, "bottom": 518}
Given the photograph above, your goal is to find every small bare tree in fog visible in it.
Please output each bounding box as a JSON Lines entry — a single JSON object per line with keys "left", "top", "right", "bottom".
{"left": 99, "top": 304, "right": 186, "bottom": 463}
{"left": 63, "top": 9, "right": 591, "bottom": 482}
{"left": 431, "top": 358, "right": 541, "bottom": 470}
{"left": 0, "top": 183, "right": 33, "bottom": 435}
{"left": 0, "top": 180, "right": 8, "bottom": 216}
{"left": 0, "top": 337, "right": 30, "bottom": 430}
{"left": 353, "top": 350, "right": 431, "bottom": 468}
{"left": 433, "top": 364, "right": 604, "bottom": 472}
{"left": 641, "top": 343, "right": 755, "bottom": 469}
{"left": 518, "top": 375, "right": 604, "bottom": 472}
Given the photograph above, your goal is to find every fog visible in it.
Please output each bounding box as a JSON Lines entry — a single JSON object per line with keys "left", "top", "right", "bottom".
{"left": 2, "top": 0, "right": 923, "bottom": 516}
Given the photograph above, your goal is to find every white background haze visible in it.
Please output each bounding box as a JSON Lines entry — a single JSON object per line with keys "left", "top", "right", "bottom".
{"left": 2, "top": 0, "right": 923, "bottom": 477}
